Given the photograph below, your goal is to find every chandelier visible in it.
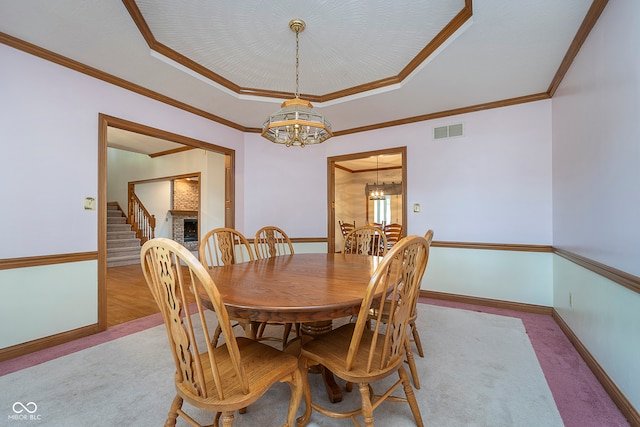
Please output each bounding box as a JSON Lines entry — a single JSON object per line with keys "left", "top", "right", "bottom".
{"left": 369, "top": 156, "right": 386, "bottom": 200}
{"left": 261, "top": 19, "right": 333, "bottom": 147}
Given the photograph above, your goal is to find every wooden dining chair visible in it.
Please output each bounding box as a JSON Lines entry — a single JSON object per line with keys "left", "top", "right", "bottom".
{"left": 297, "top": 235, "right": 430, "bottom": 427}
{"left": 199, "top": 227, "right": 256, "bottom": 344}
{"left": 253, "top": 225, "right": 299, "bottom": 347}
{"left": 368, "top": 229, "right": 434, "bottom": 389}
{"left": 342, "top": 225, "right": 387, "bottom": 256}
{"left": 253, "top": 225, "right": 294, "bottom": 259}
{"left": 408, "top": 229, "right": 434, "bottom": 358}
{"left": 366, "top": 221, "right": 385, "bottom": 229}
{"left": 141, "top": 238, "right": 303, "bottom": 427}
{"left": 339, "top": 220, "right": 356, "bottom": 238}
{"left": 383, "top": 223, "right": 403, "bottom": 247}
{"left": 199, "top": 227, "right": 255, "bottom": 267}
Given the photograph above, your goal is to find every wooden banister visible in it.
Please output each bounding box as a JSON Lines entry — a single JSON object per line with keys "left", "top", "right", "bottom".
{"left": 127, "top": 185, "right": 156, "bottom": 244}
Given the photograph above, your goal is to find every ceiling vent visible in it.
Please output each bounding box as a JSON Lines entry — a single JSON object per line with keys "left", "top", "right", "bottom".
{"left": 434, "top": 123, "right": 464, "bottom": 140}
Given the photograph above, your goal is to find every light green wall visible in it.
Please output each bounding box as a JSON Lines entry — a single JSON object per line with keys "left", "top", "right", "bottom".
{"left": 424, "top": 247, "right": 554, "bottom": 306}
{"left": 291, "top": 242, "right": 328, "bottom": 254}
{"left": 553, "top": 255, "right": 640, "bottom": 411}
{"left": 0, "top": 261, "right": 98, "bottom": 348}
{"left": 292, "top": 243, "right": 555, "bottom": 307}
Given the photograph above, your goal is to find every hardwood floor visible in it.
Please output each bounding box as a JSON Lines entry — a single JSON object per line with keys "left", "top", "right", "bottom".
{"left": 107, "top": 263, "right": 199, "bottom": 327}
{"left": 107, "top": 264, "right": 159, "bottom": 327}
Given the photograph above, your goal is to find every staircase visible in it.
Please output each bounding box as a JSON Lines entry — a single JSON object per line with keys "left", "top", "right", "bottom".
{"left": 107, "top": 203, "right": 141, "bottom": 267}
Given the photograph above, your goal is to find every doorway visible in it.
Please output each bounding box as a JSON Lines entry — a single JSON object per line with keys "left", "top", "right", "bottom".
{"left": 98, "top": 114, "right": 236, "bottom": 329}
{"left": 328, "top": 147, "right": 407, "bottom": 252}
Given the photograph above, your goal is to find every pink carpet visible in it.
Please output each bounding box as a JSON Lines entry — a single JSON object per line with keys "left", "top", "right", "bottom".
{"left": 0, "top": 299, "right": 631, "bottom": 426}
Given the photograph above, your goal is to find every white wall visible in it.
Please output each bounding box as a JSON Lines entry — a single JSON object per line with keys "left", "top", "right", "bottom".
{"left": 242, "top": 99, "right": 555, "bottom": 306}
{"left": 552, "top": 0, "right": 640, "bottom": 277}
{"left": 0, "top": 43, "right": 243, "bottom": 346}
{"left": 551, "top": 0, "right": 640, "bottom": 413}
{"left": 241, "top": 134, "right": 329, "bottom": 238}
{"left": 329, "top": 102, "right": 553, "bottom": 244}
{"left": 243, "top": 100, "right": 553, "bottom": 246}
{"left": 132, "top": 180, "right": 173, "bottom": 239}
{"left": 106, "top": 147, "right": 226, "bottom": 238}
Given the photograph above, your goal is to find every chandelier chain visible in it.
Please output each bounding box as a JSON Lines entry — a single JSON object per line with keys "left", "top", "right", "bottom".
{"left": 294, "top": 27, "right": 300, "bottom": 99}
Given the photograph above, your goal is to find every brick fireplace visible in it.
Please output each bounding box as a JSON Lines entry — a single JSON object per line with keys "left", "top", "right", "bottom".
{"left": 170, "top": 178, "right": 199, "bottom": 251}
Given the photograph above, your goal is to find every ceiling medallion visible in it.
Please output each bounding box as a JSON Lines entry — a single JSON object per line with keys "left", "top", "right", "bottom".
{"left": 261, "top": 19, "right": 333, "bottom": 147}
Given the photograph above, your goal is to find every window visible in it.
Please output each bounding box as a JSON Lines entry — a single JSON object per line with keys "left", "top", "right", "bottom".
{"left": 373, "top": 196, "right": 391, "bottom": 225}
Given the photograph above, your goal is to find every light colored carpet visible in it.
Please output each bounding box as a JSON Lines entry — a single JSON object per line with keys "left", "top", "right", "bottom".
{"left": 0, "top": 305, "right": 563, "bottom": 426}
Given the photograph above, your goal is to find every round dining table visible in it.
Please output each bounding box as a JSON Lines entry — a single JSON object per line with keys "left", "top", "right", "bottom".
{"left": 205, "top": 252, "right": 384, "bottom": 402}
{"left": 206, "top": 252, "right": 383, "bottom": 323}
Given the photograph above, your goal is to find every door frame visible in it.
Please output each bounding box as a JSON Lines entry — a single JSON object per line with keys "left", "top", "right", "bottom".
{"left": 98, "top": 114, "right": 235, "bottom": 330}
{"left": 327, "top": 146, "right": 407, "bottom": 253}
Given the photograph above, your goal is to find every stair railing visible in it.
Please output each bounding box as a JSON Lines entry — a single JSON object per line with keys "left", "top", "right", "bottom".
{"left": 128, "top": 187, "right": 156, "bottom": 244}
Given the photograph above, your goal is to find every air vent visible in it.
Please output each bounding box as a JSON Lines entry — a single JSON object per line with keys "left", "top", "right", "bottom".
{"left": 433, "top": 126, "right": 449, "bottom": 139}
{"left": 433, "top": 123, "right": 464, "bottom": 140}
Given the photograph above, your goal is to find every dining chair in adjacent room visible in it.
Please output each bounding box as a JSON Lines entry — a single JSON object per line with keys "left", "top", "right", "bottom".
{"left": 383, "top": 223, "right": 403, "bottom": 248}
{"left": 338, "top": 220, "right": 356, "bottom": 238}
{"left": 368, "top": 229, "right": 434, "bottom": 389}
{"left": 253, "top": 225, "right": 298, "bottom": 347}
{"left": 199, "top": 227, "right": 256, "bottom": 344}
{"left": 342, "top": 225, "right": 388, "bottom": 256}
{"left": 297, "top": 235, "right": 430, "bottom": 427}
{"left": 141, "top": 238, "right": 303, "bottom": 427}
{"left": 366, "top": 221, "right": 385, "bottom": 229}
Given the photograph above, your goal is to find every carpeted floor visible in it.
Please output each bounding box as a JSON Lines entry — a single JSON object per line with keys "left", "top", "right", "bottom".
{"left": 425, "top": 299, "right": 631, "bottom": 427}
{"left": 1, "top": 304, "right": 564, "bottom": 426}
{"left": 0, "top": 301, "right": 631, "bottom": 426}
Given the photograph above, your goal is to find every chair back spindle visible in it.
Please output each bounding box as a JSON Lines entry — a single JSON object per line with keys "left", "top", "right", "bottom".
{"left": 342, "top": 225, "right": 387, "bottom": 256}
{"left": 254, "top": 226, "right": 294, "bottom": 259}
{"left": 199, "top": 227, "right": 254, "bottom": 267}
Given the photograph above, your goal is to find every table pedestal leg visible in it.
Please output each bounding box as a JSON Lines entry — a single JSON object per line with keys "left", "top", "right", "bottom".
{"left": 300, "top": 320, "right": 343, "bottom": 403}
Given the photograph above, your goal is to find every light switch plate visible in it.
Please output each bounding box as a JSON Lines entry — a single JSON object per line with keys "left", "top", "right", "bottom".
{"left": 413, "top": 203, "right": 420, "bottom": 213}
{"left": 84, "top": 197, "right": 96, "bottom": 210}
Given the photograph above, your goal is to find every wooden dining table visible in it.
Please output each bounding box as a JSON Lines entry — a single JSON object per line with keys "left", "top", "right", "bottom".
{"left": 205, "top": 252, "right": 384, "bottom": 402}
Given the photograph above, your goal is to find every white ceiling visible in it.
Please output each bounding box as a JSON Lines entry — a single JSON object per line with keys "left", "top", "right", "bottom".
{"left": 108, "top": 126, "right": 402, "bottom": 171}
{"left": 107, "top": 127, "right": 183, "bottom": 155}
{"left": 0, "top": 0, "right": 596, "bottom": 141}
{"left": 337, "top": 154, "right": 404, "bottom": 172}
